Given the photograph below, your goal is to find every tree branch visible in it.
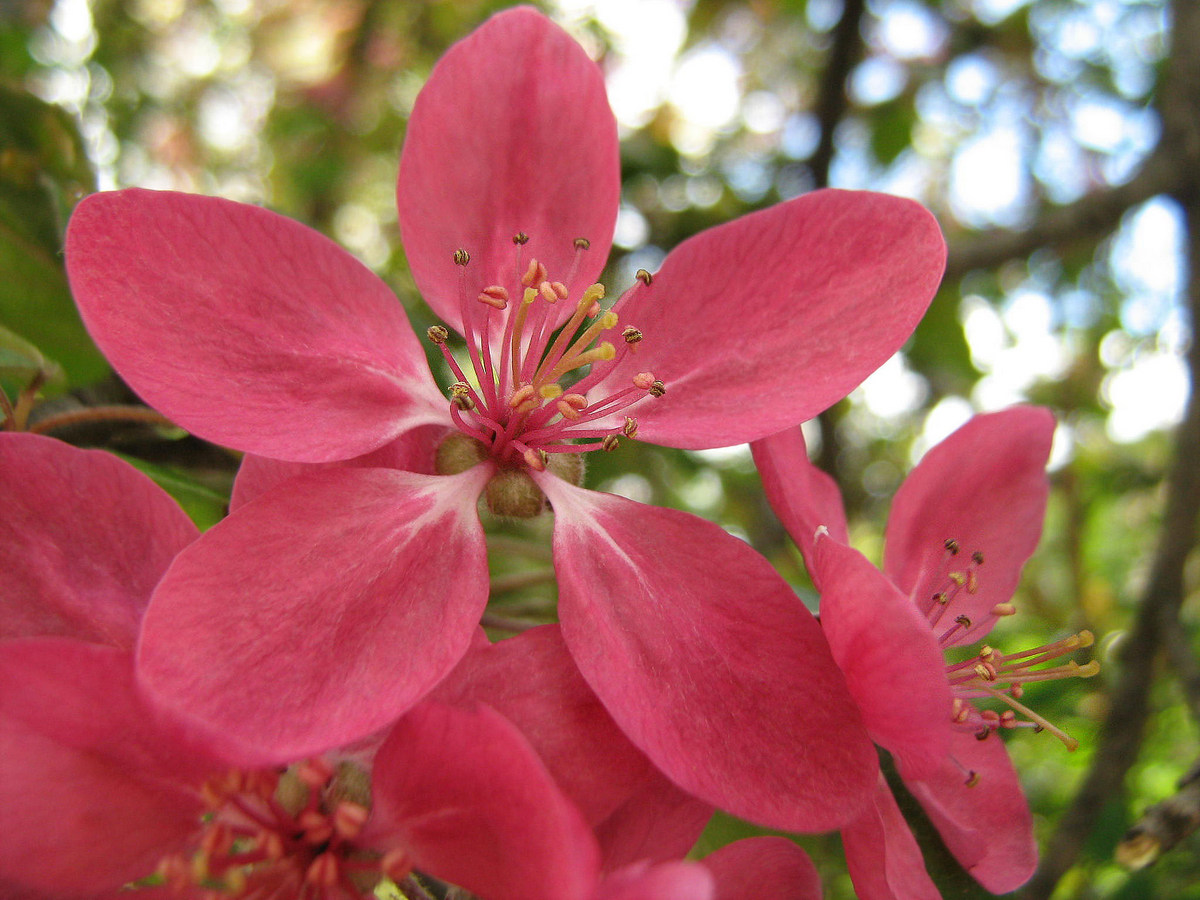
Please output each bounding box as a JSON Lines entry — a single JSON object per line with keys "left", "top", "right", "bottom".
{"left": 1022, "top": 5, "right": 1200, "bottom": 895}
{"left": 943, "top": 152, "right": 1179, "bottom": 283}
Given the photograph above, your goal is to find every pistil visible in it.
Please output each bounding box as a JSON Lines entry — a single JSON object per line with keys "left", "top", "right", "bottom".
{"left": 428, "top": 236, "right": 667, "bottom": 498}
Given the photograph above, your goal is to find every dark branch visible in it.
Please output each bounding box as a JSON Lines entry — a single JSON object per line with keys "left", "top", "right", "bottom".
{"left": 944, "top": 152, "right": 1179, "bottom": 283}
{"left": 1116, "top": 757, "right": 1200, "bottom": 870}
{"left": 809, "top": 0, "right": 866, "bottom": 189}
{"left": 1022, "top": 5, "right": 1200, "bottom": 895}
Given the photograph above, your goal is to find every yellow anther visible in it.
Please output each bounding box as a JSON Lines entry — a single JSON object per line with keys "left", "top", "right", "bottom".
{"left": 513, "top": 232, "right": 530, "bottom": 245}
{"left": 523, "top": 447, "right": 548, "bottom": 471}
{"left": 574, "top": 237, "right": 590, "bottom": 250}
{"left": 539, "top": 384, "right": 564, "bottom": 400}
{"left": 945, "top": 538, "right": 960, "bottom": 555}
{"left": 426, "top": 325, "right": 449, "bottom": 344}
{"left": 602, "top": 435, "right": 620, "bottom": 451}
{"left": 223, "top": 868, "right": 248, "bottom": 894}
{"left": 623, "top": 325, "right": 643, "bottom": 344}
{"left": 965, "top": 771, "right": 980, "bottom": 787}
{"left": 509, "top": 385, "right": 537, "bottom": 408}
{"left": 972, "top": 550, "right": 985, "bottom": 564}
{"left": 521, "top": 258, "right": 546, "bottom": 287}
{"left": 477, "top": 286, "right": 509, "bottom": 309}
{"left": 949, "top": 571, "right": 966, "bottom": 586}
{"left": 623, "top": 416, "right": 638, "bottom": 438}
{"left": 453, "top": 248, "right": 470, "bottom": 266}
{"left": 636, "top": 268, "right": 652, "bottom": 285}
{"left": 967, "top": 570, "right": 979, "bottom": 594}
{"left": 648, "top": 379, "right": 666, "bottom": 397}
{"left": 333, "top": 802, "right": 369, "bottom": 840}
{"left": 550, "top": 342, "right": 615, "bottom": 379}
{"left": 581, "top": 283, "right": 606, "bottom": 306}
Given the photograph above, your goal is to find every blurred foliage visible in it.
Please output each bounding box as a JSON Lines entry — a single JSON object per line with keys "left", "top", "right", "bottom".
{"left": 2, "top": 0, "right": 1197, "bottom": 896}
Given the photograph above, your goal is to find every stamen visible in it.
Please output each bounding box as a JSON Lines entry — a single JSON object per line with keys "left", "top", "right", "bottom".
{"left": 636, "top": 268, "right": 653, "bottom": 285}
{"left": 478, "top": 285, "right": 510, "bottom": 309}
{"left": 513, "top": 232, "right": 530, "bottom": 245}
{"left": 622, "top": 326, "right": 643, "bottom": 345}
{"left": 453, "top": 248, "right": 470, "bottom": 266}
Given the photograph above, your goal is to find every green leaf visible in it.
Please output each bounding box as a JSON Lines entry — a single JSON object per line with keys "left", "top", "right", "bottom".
{"left": 0, "top": 83, "right": 108, "bottom": 388}
{"left": 115, "top": 453, "right": 230, "bottom": 532}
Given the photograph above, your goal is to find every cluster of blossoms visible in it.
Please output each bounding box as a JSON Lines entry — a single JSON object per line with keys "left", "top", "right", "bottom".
{"left": 1, "top": 7, "right": 1095, "bottom": 900}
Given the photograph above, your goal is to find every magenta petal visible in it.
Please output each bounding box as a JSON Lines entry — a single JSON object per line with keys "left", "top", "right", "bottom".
{"left": 432, "top": 624, "right": 709, "bottom": 853}
{"left": 537, "top": 476, "right": 877, "bottom": 832}
{"left": 398, "top": 8, "right": 618, "bottom": 334}
{"left": 592, "top": 780, "right": 713, "bottom": 874}
{"left": 0, "top": 433, "right": 197, "bottom": 648}
{"left": 66, "top": 189, "right": 446, "bottom": 462}
{"left": 907, "top": 729, "right": 1037, "bottom": 892}
{"left": 0, "top": 640, "right": 216, "bottom": 896}
{"left": 371, "top": 701, "right": 600, "bottom": 900}
{"left": 137, "top": 467, "right": 491, "bottom": 762}
{"left": 591, "top": 190, "right": 945, "bottom": 449}
{"left": 751, "top": 425, "right": 849, "bottom": 571}
{"left": 812, "top": 537, "right": 952, "bottom": 780}
{"left": 884, "top": 407, "right": 1055, "bottom": 642}
{"left": 230, "top": 424, "right": 447, "bottom": 511}
{"left": 702, "top": 837, "right": 822, "bottom": 900}
{"left": 841, "top": 774, "right": 940, "bottom": 900}
{"left": 597, "top": 861, "right": 715, "bottom": 900}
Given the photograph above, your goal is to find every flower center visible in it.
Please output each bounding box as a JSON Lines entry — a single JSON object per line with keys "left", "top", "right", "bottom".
{"left": 428, "top": 237, "right": 663, "bottom": 476}
{"left": 156, "top": 758, "right": 404, "bottom": 899}
{"left": 919, "top": 537, "right": 1099, "bottom": 784}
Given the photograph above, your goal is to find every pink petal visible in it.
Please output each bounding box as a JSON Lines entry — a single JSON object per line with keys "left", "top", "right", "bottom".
{"left": 397, "top": 8, "right": 619, "bottom": 335}
{"left": 431, "top": 624, "right": 710, "bottom": 859}
{"left": 907, "top": 729, "right": 1037, "bottom": 892}
{"left": 137, "top": 466, "right": 492, "bottom": 763}
{"left": 590, "top": 190, "right": 945, "bottom": 449}
{"left": 536, "top": 476, "right": 877, "bottom": 832}
{"left": 702, "top": 836, "right": 822, "bottom": 900}
{"left": 230, "top": 424, "right": 447, "bottom": 510}
{"left": 0, "top": 433, "right": 197, "bottom": 649}
{"left": 0, "top": 640, "right": 217, "bottom": 896}
{"left": 593, "top": 780, "right": 713, "bottom": 874}
{"left": 811, "top": 536, "right": 952, "bottom": 781}
{"left": 751, "top": 424, "right": 849, "bottom": 571}
{"left": 66, "top": 189, "right": 446, "bottom": 462}
{"left": 884, "top": 407, "right": 1054, "bottom": 643}
{"left": 596, "top": 861, "right": 715, "bottom": 900}
{"left": 841, "top": 774, "right": 940, "bottom": 900}
{"left": 370, "top": 701, "right": 601, "bottom": 900}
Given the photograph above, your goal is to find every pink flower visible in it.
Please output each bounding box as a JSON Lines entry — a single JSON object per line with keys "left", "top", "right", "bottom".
{"left": 0, "top": 435, "right": 670, "bottom": 900}
{"left": 64, "top": 8, "right": 945, "bottom": 828}
{"left": 752, "top": 407, "right": 1099, "bottom": 896}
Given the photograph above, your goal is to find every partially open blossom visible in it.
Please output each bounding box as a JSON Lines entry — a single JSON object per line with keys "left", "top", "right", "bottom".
{"left": 752, "top": 407, "right": 1099, "bottom": 896}
{"left": 65, "top": 7, "right": 945, "bottom": 828}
